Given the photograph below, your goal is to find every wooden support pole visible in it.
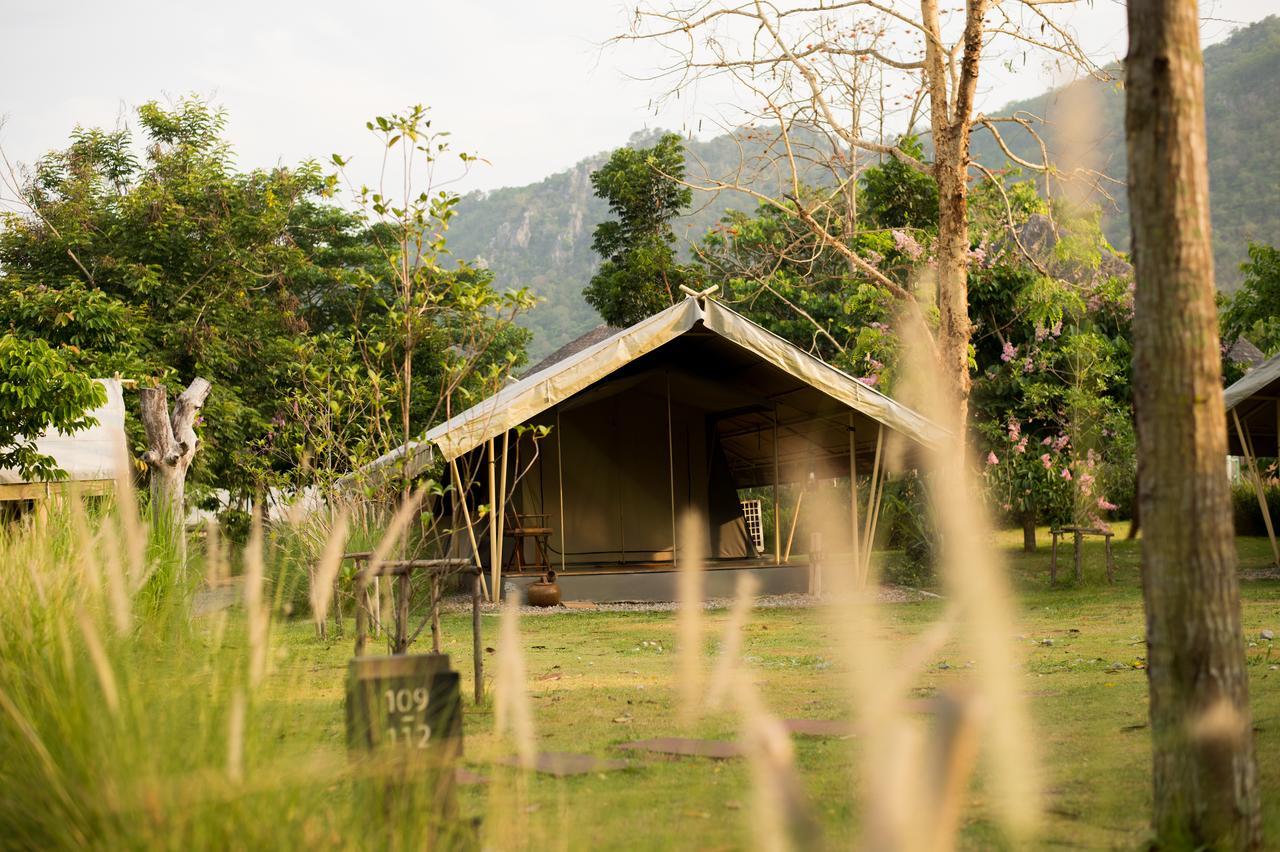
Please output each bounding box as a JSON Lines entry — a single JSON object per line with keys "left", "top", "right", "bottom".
{"left": 497, "top": 430, "right": 510, "bottom": 583}
{"left": 556, "top": 407, "right": 567, "bottom": 574}
{"left": 809, "top": 530, "right": 823, "bottom": 596}
{"left": 450, "top": 457, "right": 490, "bottom": 600}
{"left": 773, "top": 409, "right": 782, "bottom": 565}
{"left": 487, "top": 438, "right": 499, "bottom": 602}
{"left": 1073, "top": 529, "right": 1083, "bottom": 583}
{"left": 849, "top": 418, "right": 860, "bottom": 584}
{"left": 1050, "top": 530, "right": 1059, "bottom": 585}
{"left": 783, "top": 490, "right": 805, "bottom": 562}
{"left": 472, "top": 569, "right": 484, "bottom": 704}
{"left": 861, "top": 426, "right": 885, "bottom": 578}
{"left": 1233, "top": 410, "right": 1280, "bottom": 565}
{"left": 395, "top": 571, "right": 410, "bottom": 654}
{"left": 430, "top": 574, "right": 442, "bottom": 653}
{"left": 667, "top": 373, "right": 677, "bottom": 562}
{"left": 354, "top": 570, "right": 368, "bottom": 657}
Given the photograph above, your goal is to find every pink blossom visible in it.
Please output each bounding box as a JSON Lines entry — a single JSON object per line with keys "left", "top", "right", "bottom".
{"left": 1023, "top": 356, "right": 1035, "bottom": 374}
{"left": 987, "top": 451, "right": 1000, "bottom": 466}
{"left": 1000, "top": 341, "right": 1017, "bottom": 363}
{"left": 1042, "top": 436, "right": 1052, "bottom": 446}
{"left": 1061, "top": 468, "right": 1073, "bottom": 481}
{"left": 1040, "top": 453, "right": 1053, "bottom": 469}
{"left": 892, "top": 229, "right": 924, "bottom": 260}
{"left": 1015, "top": 436, "right": 1028, "bottom": 454}
{"left": 1035, "top": 325, "right": 1050, "bottom": 342}
{"left": 1097, "top": 498, "right": 1118, "bottom": 511}
{"left": 856, "top": 375, "right": 879, "bottom": 387}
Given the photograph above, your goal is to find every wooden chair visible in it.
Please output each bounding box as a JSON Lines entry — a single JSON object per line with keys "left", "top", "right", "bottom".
{"left": 504, "top": 510, "right": 553, "bottom": 574}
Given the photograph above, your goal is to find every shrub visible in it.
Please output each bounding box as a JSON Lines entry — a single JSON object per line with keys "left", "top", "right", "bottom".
{"left": 1231, "top": 479, "right": 1280, "bottom": 537}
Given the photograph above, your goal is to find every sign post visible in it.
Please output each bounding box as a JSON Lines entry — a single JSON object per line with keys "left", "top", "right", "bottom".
{"left": 345, "top": 653, "right": 463, "bottom": 825}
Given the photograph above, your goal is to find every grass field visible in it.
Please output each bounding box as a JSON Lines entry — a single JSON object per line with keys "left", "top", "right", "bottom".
{"left": 254, "top": 523, "right": 1280, "bottom": 850}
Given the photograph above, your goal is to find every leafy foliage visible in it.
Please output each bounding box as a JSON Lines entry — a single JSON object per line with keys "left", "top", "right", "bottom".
{"left": 2, "top": 98, "right": 532, "bottom": 504}
{"left": 1221, "top": 242, "right": 1280, "bottom": 372}
{"left": 0, "top": 335, "right": 105, "bottom": 480}
{"left": 583, "top": 133, "right": 698, "bottom": 325}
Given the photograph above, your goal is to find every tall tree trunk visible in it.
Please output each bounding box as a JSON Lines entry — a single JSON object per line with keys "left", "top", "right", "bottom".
{"left": 920, "top": 0, "right": 984, "bottom": 434}
{"left": 1125, "top": 2, "right": 1261, "bottom": 847}
{"left": 934, "top": 153, "right": 973, "bottom": 430}
{"left": 1021, "top": 511, "right": 1037, "bottom": 553}
{"left": 140, "top": 378, "right": 212, "bottom": 546}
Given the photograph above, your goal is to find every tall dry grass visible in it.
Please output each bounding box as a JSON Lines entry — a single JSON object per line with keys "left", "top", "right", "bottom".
{"left": 0, "top": 481, "right": 466, "bottom": 850}
{"left": 671, "top": 306, "right": 1042, "bottom": 850}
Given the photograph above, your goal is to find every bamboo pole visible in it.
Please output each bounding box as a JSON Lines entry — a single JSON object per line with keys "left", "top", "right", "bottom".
{"left": 472, "top": 569, "right": 484, "bottom": 703}
{"left": 849, "top": 417, "right": 860, "bottom": 584}
{"left": 556, "top": 407, "right": 567, "bottom": 574}
{"left": 861, "top": 425, "right": 885, "bottom": 579}
{"left": 497, "top": 429, "right": 510, "bottom": 587}
{"left": 772, "top": 409, "right": 782, "bottom": 565}
{"left": 1233, "top": 410, "right": 1279, "bottom": 565}
{"left": 450, "top": 457, "right": 490, "bottom": 601}
{"left": 783, "top": 490, "right": 805, "bottom": 562}
{"left": 667, "top": 373, "right": 677, "bottom": 562}
{"left": 487, "top": 438, "right": 499, "bottom": 601}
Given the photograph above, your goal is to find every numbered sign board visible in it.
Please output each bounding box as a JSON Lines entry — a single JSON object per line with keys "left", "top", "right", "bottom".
{"left": 345, "top": 653, "right": 463, "bottom": 762}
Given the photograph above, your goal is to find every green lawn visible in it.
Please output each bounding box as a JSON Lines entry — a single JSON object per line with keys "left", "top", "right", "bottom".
{"left": 263, "top": 525, "right": 1280, "bottom": 850}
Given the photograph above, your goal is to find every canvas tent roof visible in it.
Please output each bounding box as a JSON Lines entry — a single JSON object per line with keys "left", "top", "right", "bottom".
{"left": 1224, "top": 351, "right": 1280, "bottom": 457}
{"left": 351, "top": 296, "right": 945, "bottom": 488}
{"left": 0, "top": 378, "right": 127, "bottom": 487}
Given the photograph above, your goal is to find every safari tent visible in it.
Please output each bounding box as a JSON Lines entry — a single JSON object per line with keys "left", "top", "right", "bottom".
{"left": 356, "top": 294, "right": 945, "bottom": 600}
{"left": 1225, "top": 352, "right": 1280, "bottom": 564}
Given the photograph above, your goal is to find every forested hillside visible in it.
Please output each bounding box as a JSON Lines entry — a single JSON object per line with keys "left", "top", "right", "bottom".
{"left": 450, "top": 16, "right": 1280, "bottom": 358}
{"left": 968, "top": 15, "right": 1280, "bottom": 290}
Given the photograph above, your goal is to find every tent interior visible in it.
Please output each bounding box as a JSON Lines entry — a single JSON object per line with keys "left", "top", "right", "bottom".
{"left": 445, "top": 326, "right": 905, "bottom": 574}
{"left": 1225, "top": 361, "right": 1280, "bottom": 458}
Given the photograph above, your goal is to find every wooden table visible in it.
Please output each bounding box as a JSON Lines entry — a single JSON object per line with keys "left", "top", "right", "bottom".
{"left": 1050, "top": 526, "right": 1115, "bottom": 585}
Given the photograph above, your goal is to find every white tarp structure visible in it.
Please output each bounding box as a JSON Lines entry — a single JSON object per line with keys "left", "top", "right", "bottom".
{"left": 0, "top": 378, "right": 127, "bottom": 495}
{"left": 354, "top": 296, "right": 945, "bottom": 485}
{"left": 348, "top": 295, "right": 947, "bottom": 600}
{"left": 1223, "top": 352, "right": 1280, "bottom": 563}
{"left": 1225, "top": 351, "right": 1280, "bottom": 456}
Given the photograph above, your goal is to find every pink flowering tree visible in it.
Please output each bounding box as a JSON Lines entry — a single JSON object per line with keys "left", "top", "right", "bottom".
{"left": 970, "top": 177, "right": 1136, "bottom": 547}
{"left": 980, "top": 419, "right": 1074, "bottom": 552}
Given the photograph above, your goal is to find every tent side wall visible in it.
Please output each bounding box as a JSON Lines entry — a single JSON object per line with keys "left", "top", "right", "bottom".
{"left": 449, "top": 386, "right": 754, "bottom": 572}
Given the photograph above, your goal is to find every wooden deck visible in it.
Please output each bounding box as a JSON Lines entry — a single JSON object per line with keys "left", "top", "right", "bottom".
{"left": 501, "top": 558, "right": 816, "bottom": 602}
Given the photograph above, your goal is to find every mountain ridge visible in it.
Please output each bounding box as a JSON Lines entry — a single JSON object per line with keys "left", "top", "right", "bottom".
{"left": 448, "top": 17, "right": 1280, "bottom": 360}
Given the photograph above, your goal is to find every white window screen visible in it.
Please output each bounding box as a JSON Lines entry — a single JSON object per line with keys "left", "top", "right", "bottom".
{"left": 741, "top": 499, "right": 764, "bottom": 553}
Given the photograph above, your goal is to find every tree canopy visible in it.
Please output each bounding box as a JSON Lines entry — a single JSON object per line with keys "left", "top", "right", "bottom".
{"left": 583, "top": 133, "right": 699, "bottom": 326}
{"left": 0, "top": 97, "right": 531, "bottom": 502}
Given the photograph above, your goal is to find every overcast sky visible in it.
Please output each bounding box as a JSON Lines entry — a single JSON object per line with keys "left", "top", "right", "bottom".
{"left": 1, "top": 0, "right": 1276, "bottom": 196}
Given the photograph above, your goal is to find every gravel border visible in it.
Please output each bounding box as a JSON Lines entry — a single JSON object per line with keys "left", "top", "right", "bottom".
{"left": 438, "top": 585, "right": 936, "bottom": 616}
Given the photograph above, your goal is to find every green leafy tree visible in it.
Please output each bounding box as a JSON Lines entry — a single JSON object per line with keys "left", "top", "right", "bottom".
{"left": 0, "top": 335, "right": 105, "bottom": 480}
{"left": 584, "top": 133, "right": 698, "bottom": 325}
{"left": 0, "top": 98, "right": 382, "bottom": 499}
{"left": 1221, "top": 242, "right": 1280, "bottom": 376}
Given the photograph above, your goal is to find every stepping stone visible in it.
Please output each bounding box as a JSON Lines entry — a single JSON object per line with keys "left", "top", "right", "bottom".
{"left": 617, "top": 737, "right": 743, "bottom": 759}
{"left": 782, "top": 718, "right": 857, "bottom": 737}
{"left": 456, "top": 767, "right": 489, "bottom": 786}
{"left": 496, "top": 752, "right": 630, "bottom": 777}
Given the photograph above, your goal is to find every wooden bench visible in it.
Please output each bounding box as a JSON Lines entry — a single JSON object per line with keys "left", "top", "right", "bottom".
{"left": 1050, "top": 525, "right": 1115, "bottom": 585}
